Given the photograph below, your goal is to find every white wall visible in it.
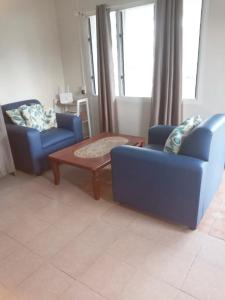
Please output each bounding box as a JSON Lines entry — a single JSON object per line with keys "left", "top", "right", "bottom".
{"left": 183, "top": 0, "right": 225, "bottom": 119}
{"left": 55, "top": 0, "right": 84, "bottom": 96}
{"left": 0, "top": 0, "right": 64, "bottom": 106}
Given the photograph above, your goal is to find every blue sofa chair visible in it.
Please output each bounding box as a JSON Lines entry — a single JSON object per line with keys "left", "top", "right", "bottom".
{"left": 111, "top": 114, "right": 225, "bottom": 229}
{"left": 2, "top": 99, "right": 83, "bottom": 175}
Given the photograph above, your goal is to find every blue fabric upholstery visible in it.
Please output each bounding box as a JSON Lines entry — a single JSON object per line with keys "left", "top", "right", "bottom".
{"left": 111, "top": 114, "right": 225, "bottom": 229}
{"left": 144, "top": 144, "right": 164, "bottom": 151}
{"left": 2, "top": 100, "right": 83, "bottom": 175}
{"left": 148, "top": 125, "right": 175, "bottom": 145}
{"left": 41, "top": 128, "right": 75, "bottom": 149}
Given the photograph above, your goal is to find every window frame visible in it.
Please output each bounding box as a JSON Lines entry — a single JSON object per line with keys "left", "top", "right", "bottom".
{"left": 116, "top": 11, "right": 125, "bottom": 96}
{"left": 87, "top": 0, "right": 203, "bottom": 101}
{"left": 192, "top": 0, "right": 204, "bottom": 101}
{"left": 87, "top": 17, "right": 97, "bottom": 95}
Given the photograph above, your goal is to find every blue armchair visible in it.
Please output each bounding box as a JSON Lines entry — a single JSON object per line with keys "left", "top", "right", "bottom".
{"left": 111, "top": 114, "right": 225, "bottom": 229}
{"left": 2, "top": 99, "right": 83, "bottom": 175}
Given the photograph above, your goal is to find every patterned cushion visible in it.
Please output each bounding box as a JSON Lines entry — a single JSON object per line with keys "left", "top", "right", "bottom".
{"left": 6, "top": 109, "right": 26, "bottom": 127}
{"left": 44, "top": 108, "right": 57, "bottom": 130}
{"left": 164, "top": 116, "right": 202, "bottom": 154}
{"left": 21, "top": 104, "right": 46, "bottom": 132}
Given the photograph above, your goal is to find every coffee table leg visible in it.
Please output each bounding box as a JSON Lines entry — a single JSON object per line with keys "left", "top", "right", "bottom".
{"left": 50, "top": 160, "right": 60, "bottom": 185}
{"left": 92, "top": 171, "right": 100, "bottom": 200}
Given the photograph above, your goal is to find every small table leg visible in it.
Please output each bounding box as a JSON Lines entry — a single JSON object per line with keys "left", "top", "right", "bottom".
{"left": 92, "top": 171, "right": 101, "bottom": 200}
{"left": 50, "top": 160, "right": 61, "bottom": 185}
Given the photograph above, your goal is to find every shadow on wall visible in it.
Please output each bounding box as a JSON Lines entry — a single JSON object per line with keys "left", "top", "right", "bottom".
{"left": 88, "top": 96, "right": 151, "bottom": 140}
{"left": 116, "top": 97, "right": 151, "bottom": 141}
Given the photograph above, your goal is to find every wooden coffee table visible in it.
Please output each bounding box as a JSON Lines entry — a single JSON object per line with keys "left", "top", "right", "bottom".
{"left": 49, "top": 132, "right": 144, "bottom": 200}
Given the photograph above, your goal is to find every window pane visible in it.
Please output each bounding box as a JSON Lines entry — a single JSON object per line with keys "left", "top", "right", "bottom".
{"left": 89, "top": 15, "right": 98, "bottom": 95}
{"left": 110, "top": 11, "right": 119, "bottom": 96}
{"left": 183, "top": 0, "right": 202, "bottom": 99}
{"left": 123, "top": 5, "right": 154, "bottom": 97}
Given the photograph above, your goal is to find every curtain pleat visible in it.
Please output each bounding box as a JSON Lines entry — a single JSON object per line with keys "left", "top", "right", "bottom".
{"left": 150, "top": 0, "right": 183, "bottom": 126}
{"left": 96, "top": 4, "right": 116, "bottom": 132}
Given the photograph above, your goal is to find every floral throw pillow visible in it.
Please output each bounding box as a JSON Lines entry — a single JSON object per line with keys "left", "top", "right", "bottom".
{"left": 44, "top": 108, "right": 57, "bottom": 130}
{"left": 6, "top": 108, "right": 26, "bottom": 127}
{"left": 164, "top": 116, "right": 202, "bottom": 154}
{"left": 20, "top": 104, "right": 46, "bottom": 132}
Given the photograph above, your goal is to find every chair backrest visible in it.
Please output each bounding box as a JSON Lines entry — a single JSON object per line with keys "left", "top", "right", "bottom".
{"left": 1, "top": 99, "right": 40, "bottom": 124}
{"left": 179, "top": 114, "right": 225, "bottom": 162}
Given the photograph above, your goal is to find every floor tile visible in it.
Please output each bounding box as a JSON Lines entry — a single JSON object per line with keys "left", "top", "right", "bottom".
{"left": 78, "top": 220, "right": 125, "bottom": 250}
{"left": 198, "top": 235, "right": 225, "bottom": 269}
{"left": 182, "top": 257, "right": 225, "bottom": 300}
{"left": 51, "top": 237, "right": 105, "bottom": 278}
{"left": 0, "top": 232, "right": 22, "bottom": 262}
{"left": 129, "top": 213, "right": 186, "bottom": 243}
{"left": 0, "top": 208, "right": 22, "bottom": 231}
{"left": 73, "top": 197, "right": 114, "bottom": 218}
{"left": 79, "top": 254, "right": 135, "bottom": 300}
{"left": 209, "top": 214, "right": 225, "bottom": 240}
{"left": 118, "top": 271, "right": 178, "bottom": 300}
{"left": 175, "top": 291, "right": 198, "bottom": 300}
{"left": 0, "top": 283, "right": 17, "bottom": 300}
{"left": 4, "top": 214, "right": 50, "bottom": 244}
{"left": 0, "top": 246, "right": 43, "bottom": 289}
{"left": 15, "top": 192, "right": 53, "bottom": 215}
{"left": 107, "top": 232, "right": 155, "bottom": 267}
{"left": 1, "top": 167, "right": 225, "bottom": 299}
{"left": 59, "top": 280, "right": 106, "bottom": 300}
{"left": 0, "top": 173, "right": 30, "bottom": 196}
{"left": 0, "top": 188, "right": 24, "bottom": 211}
{"left": 26, "top": 211, "right": 93, "bottom": 257}
{"left": 101, "top": 205, "right": 139, "bottom": 228}
{"left": 31, "top": 178, "right": 87, "bottom": 207}
{"left": 16, "top": 264, "right": 74, "bottom": 300}
{"left": 139, "top": 240, "right": 196, "bottom": 288}
{"left": 35, "top": 199, "right": 73, "bottom": 225}
{"left": 158, "top": 230, "right": 206, "bottom": 256}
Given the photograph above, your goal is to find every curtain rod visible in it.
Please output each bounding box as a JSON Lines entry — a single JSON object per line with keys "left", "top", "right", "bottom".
{"left": 74, "top": 0, "right": 154, "bottom": 17}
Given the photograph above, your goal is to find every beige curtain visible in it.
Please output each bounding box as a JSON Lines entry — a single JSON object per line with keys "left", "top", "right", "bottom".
{"left": 150, "top": 0, "right": 183, "bottom": 126}
{"left": 96, "top": 4, "right": 116, "bottom": 132}
{"left": 0, "top": 106, "right": 15, "bottom": 178}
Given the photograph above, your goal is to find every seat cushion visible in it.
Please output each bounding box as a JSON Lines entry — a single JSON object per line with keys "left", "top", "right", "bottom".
{"left": 41, "top": 128, "right": 74, "bottom": 149}
{"left": 144, "top": 144, "right": 164, "bottom": 151}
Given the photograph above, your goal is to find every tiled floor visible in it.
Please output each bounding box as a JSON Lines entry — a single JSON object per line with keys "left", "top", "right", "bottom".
{"left": 0, "top": 166, "right": 225, "bottom": 300}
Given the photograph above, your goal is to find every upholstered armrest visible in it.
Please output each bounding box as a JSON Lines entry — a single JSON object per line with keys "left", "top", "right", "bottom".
{"left": 6, "top": 124, "right": 42, "bottom": 173}
{"left": 56, "top": 113, "right": 83, "bottom": 142}
{"left": 6, "top": 124, "right": 41, "bottom": 151}
{"left": 148, "top": 125, "right": 176, "bottom": 145}
{"left": 111, "top": 146, "right": 207, "bottom": 205}
{"left": 112, "top": 146, "right": 205, "bottom": 176}
{"left": 111, "top": 145, "right": 207, "bottom": 229}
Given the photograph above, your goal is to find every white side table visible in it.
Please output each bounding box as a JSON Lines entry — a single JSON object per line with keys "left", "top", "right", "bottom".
{"left": 56, "top": 98, "right": 92, "bottom": 139}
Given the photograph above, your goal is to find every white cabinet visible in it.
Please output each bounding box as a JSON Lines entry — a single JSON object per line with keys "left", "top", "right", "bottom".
{"left": 56, "top": 98, "right": 92, "bottom": 139}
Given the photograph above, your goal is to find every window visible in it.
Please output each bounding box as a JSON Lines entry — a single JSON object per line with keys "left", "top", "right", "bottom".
{"left": 88, "top": 4, "right": 154, "bottom": 97}
{"left": 183, "top": 0, "right": 202, "bottom": 99}
{"left": 88, "top": 0, "right": 203, "bottom": 99}
{"left": 122, "top": 5, "right": 154, "bottom": 97}
{"left": 88, "top": 15, "right": 98, "bottom": 95}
